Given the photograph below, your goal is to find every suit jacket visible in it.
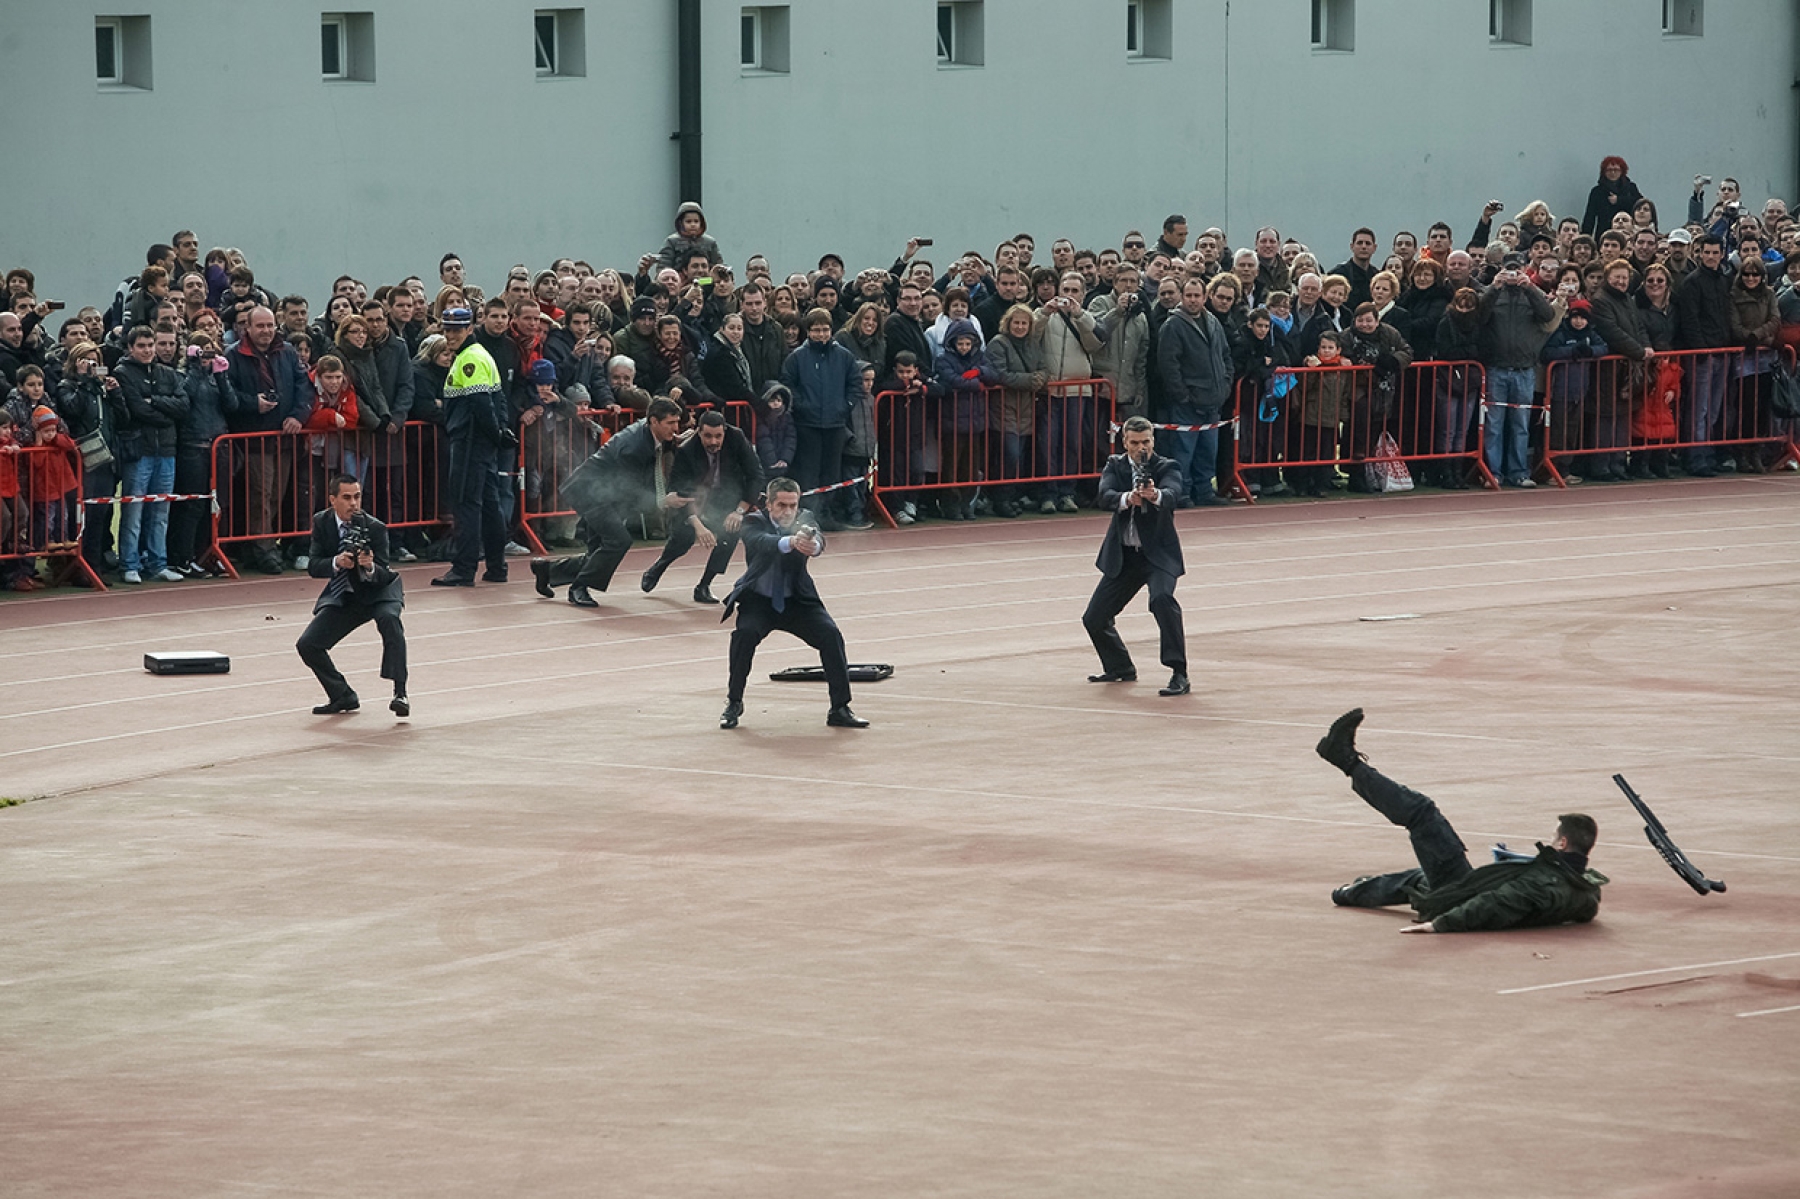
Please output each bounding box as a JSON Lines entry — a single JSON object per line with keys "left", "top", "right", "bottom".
{"left": 1095, "top": 453, "right": 1185, "bottom": 579}
{"left": 308, "top": 509, "right": 404, "bottom": 612}
{"left": 722, "top": 511, "right": 826, "bottom": 618}
{"left": 669, "top": 425, "right": 765, "bottom": 516}
{"left": 562, "top": 419, "right": 671, "bottom": 518}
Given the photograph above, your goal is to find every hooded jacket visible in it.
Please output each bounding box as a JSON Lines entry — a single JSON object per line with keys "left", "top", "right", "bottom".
{"left": 933, "top": 318, "right": 999, "bottom": 433}
{"left": 655, "top": 202, "right": 722, "bottom": 271}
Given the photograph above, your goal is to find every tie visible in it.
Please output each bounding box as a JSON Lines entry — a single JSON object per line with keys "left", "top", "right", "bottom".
{"left": 340, "top": 522, "right": 351, "bottom": 543}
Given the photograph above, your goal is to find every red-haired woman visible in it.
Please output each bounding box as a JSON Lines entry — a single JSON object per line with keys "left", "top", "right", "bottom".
{"left": 1581, "top": 156, "right": 1644, "bottom": 236}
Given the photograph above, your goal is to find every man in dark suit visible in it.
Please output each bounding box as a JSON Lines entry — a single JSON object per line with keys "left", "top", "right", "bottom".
{"left": 719, "top": 477, "right": 867, "bottom": 730}
{"left": 640, "top": 409, "right": 766, "bottom": 604}
{"left": 1082, "top": 415, "right": 1190, "bottom": 696}
{"left": 295, "top": 474, "right": 409, "bottom": 716}
{"left": 530, "top": 396, "right": 683, "bottom": 608}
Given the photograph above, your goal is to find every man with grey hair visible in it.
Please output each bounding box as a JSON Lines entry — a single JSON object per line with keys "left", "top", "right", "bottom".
{"left": 718, "top": 477, "right": 867, "bottom": 730}
{"left": 1083, "top": 416, "right": 1189, "bottom": 696}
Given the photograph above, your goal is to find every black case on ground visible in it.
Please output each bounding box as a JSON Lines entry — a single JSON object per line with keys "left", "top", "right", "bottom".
{"left": 144, "top": 651, "right": 231, "bottom": 675}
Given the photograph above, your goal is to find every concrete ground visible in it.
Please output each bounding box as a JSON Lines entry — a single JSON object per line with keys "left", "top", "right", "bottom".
{"left": 3, "top": 476, "right": 1798, "bottom": 1198}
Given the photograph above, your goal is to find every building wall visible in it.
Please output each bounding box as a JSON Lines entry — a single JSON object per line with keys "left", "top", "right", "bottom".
{"left": 0, "top": 0, "right": 1794, "bottom": 308}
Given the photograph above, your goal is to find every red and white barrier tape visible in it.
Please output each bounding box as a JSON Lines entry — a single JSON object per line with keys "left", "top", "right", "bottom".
{"left": 1110, "top": 419, "right": 1237, "bottom": 436}
{"left": 802, "top": 458, "right": 878, "bottom": 498}
{"left": 83, "top": 492, "right": 217, "bottom": 505}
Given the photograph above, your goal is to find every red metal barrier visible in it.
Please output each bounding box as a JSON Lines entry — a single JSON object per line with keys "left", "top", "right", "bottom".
{"left": 207, "top": 421, "right": 448, "bottom": 577}
{"left": 1, "top": 443, "right": 104, "bottom": 590}
{"left": 871, "top": 378, "right": 1115, "bottom": 524}
{"left": 1542, "top": 347, "right": 1800, "bottom": 486}
{"left": 515, "top": 399, "right": 762, "bottom": 552}
{"left": 1230, "top": 360, "right": 1491, "bottom": 498}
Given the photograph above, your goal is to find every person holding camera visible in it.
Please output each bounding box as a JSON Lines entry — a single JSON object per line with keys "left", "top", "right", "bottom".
{"left": 296, "top": 474, "right": 408, "bottom": 716}
{"left": 1082, "top": 415, "right": 1189, "bottom": 697}
{"left": 718, "top": 477, "right": 866, "bottom": 730}
{"left": 1476, "top": 254, "right": 1556, "bottom": 488}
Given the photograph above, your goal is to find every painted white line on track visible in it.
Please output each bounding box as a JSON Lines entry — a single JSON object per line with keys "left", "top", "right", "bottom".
{"left": 1736, "top": 1003, "right": 1800, "bottom": 1018}
{"left": 1498, "top": 951, "right": 1800, "bottom": 994}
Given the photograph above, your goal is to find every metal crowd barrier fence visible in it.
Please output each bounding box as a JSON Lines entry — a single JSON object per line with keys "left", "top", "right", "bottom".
{"left": 1, "top": 443, "right": 105, "bottom": 590}
{"left": 869, "top": 377, "right": 1116, "bottom": 526}
{"left": 1227, "top": 361, "right": 1492, "bottom": 498}
{"left": 515, "top": 399, "right": 762, "bottom": 553}
{"left": 206, "top": 421, "right": 449, "bottom": 578}
{"left": 1541, "top": 346, "right": 1800, "bottom": 487}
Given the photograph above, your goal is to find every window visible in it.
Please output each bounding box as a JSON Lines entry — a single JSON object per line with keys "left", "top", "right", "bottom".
{"left": 1663, "top": 0, "right": 1702, "bottom": 36}
{"left": 741, "top": 6, "right": 789, "bottom": 73}
{"left": 95, "top": 19, "right": 121, "bottom": 83}
{"left": 95, "top": 15, "right": 152, "bottom": 89}
{"left": 1489, "top": 0, "right": 1531, "bottom": 46}
{"left": 1127, "top": 0, "right": 1171, "bottom": 60}
{"left": 534, "top": 9, "right": 586, "bottom": 78}
{"left": 1309, "top": 0, "right": 1353, "bottom": 51}
{"left": 321, "top": 13, "right": 375, "bottom": 81}
{"left": 936, "top": 1, "right": 983, "bottom": 67}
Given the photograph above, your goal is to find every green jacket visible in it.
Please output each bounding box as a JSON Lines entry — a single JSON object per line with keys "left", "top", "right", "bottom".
{"left": 1412, "top": 845, "right": 1606, "bottom": 933}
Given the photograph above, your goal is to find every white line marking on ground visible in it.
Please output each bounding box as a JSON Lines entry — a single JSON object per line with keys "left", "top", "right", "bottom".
{"left": 1497, "top": 951, "right": 1800, "bottom": 994}
{"left": 1736, "top": 1003, "right": 1800, "bottom": 1018}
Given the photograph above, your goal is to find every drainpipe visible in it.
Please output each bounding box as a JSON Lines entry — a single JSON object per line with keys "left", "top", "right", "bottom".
{"left": 675, "top": 0, "right": 702, "bottom": 205}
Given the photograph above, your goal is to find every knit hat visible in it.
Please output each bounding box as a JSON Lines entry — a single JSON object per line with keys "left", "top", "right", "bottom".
{"left": 1566, "top": 297, "right": 1592, "bottom": 315}
{"left": 631, "top": 296, "right": 658, "bottom": 320}
{"left": 528, "top": 358, "right": 558, "bottom": 385}
{"left": 32, "top": 405, "right": 58, "bottom": 428}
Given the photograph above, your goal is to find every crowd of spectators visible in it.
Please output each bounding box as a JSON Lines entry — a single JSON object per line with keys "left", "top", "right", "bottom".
{"left": 4, "top": 158, "right": 1798, "bottom": 593}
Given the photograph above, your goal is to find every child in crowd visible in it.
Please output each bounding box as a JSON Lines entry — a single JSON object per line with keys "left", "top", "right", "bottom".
{"left": 287, "top": 331, "right": 314, "bottom": 369}
{"left": 1294, "top": 330, "right": 1352, "bottom": 497}
{"left": 305, "top": 354, "right": 362, "bottom": 526}
{"left": 0, "top": 408, "right": 29, "bottom": 590}
{"left": 839, "top": 363, "right": 877, "bottom": 530}
{"left": 755, "top": 383, "right": 795, "bottom": 477}
{"left": 27, "top": 406, "right": 80, "bottom": 549}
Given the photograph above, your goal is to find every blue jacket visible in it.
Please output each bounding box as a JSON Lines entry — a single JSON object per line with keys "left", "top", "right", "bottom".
{"left": 1540, "top": 319, "right": 1610, "bottom": 404}
{"left": 779, "top": 337, "right": 861, "bottom": 430}
{"left": 933, "top": 318, "right": 1000, "bottom": 432}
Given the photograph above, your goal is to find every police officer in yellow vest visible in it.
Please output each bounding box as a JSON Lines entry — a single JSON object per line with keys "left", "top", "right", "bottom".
{"left": 432, "top": 307, "right": 512, "bottom": 587}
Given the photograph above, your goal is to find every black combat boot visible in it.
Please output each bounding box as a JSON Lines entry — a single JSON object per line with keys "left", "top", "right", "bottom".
{"left": 1316, "top": 707, "right": 1367, "bottom": 775}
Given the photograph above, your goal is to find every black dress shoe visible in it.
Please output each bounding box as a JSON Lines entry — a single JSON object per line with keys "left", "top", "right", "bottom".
{"left": 640, "top": 559, "right": 668, "bottom": 593}
{"left": 719, "top": 699, "right": 743, "bottom": 729}
{"left": 312, "top": 696, "right": 360, "bottom": 715}
{"left": 481, "top": 569, "right": 508, "bottom": 584}
{"left": 1087, "top": 670, "right": 1137, "bottom": 683}
{"left": 566, "top": 584, "right": 599, "bottom": 608}
{"left": 531, "top": 558, "right": 554, "bottom": 598}
{"left": 390, "top": 695, "right": 410, "bottom": 718}
{"left": 430, "top": 572, "right": 475, "bottom": 587}
{"left": 826, "top": 705, "right": 870, "bottom": 728}
{"left": 693, "top": 582, "right": 719, "bottom": 605}
{"left": 1159, "top": 672, "right": 1191, "bottom": 697}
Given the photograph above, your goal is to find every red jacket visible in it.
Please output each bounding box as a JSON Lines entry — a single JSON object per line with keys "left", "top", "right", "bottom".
{"left": 26, "top": 435, "right": 80, "bottom": 502}
{"left": 305, "top": 377, "right": 360, "bottom": 432}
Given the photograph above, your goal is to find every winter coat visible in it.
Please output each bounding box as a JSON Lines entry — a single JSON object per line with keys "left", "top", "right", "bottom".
{"left": 337, "top": 341, "right": 389, "bottom": 430}
{"left": 1341, "top": 322, "right": 1413, "bottom": 419}
{"left": 1088, "top": 292, "right": 1151, "bottom": 419}
{"left": 1156, "top": 307, "right": 1233, "bottom": 417}
{"left": 1636, "top": 296, "right": 1676, "bottom": 352}
{"left": 1434, "top": 308, "right": 1483, "bottom": 364}
{"left": 1476, "top": 282, "right": 1556, "bottom": 370}
{"left": 1580, "top": 172, "right": 1644, "bottom": 237}
{"left": 739, "top": 316, "right": 788, "bottom": 397}
{"left": 370, "top": 333, "right": 415, "bottom": 426}
{"left": 1400, "top": 283, "right": 1452, "bottom": 362}
{"left": 411, "top": 360, "right": 447, "bottom": 425}
{"left": 1297, "top": 359, "right": 1356, "bottom": 429}
{"left": 1728, "top": 282, "right": 1781, "bottom": 348}
{"left": 698, "top": 331, "right": 757, "bottom": 404}
{"left": 54, "top": 374, "right": 112, "bottom": 453}
{"left": 835, "top": 325, "right": 887, "bottom": 379}
{"left": 779, "top": 337, "right": 861, "bottom": 430}
{"left": 1412, "top": 844, "right": 1605, "bottom": 933}
{"left": 1587, "top": 285, "right": 1651, "bottom": 362}
{"left": 305, "top": 379, "right": 360, "bottom": 434}
{"left": 1299, "top": 302, "right": 1349, "bottom": 360}
{"left": 180, "top": 357, "right": 235, "bottom": 447}
{"left": 1540, "top": 320, "right": 1611, "bottom": 404}
{"left": 1672, "top": 265, "right": 1733, "bottom": 350}
{"left": 25, "top": 430, "right": 80, "bottom": 501}
{"left": 933, "top": 319, "right": 999, "bottom": 433}
{"left": 755, "top": 410, "right": 796, "bottom": 473}
{"left": 880, "top": 312, "right": 935, "bottom": 391}
{"left": 224, "top": 339, "right": 314, "bottom": 433}
{"left": 111, "top": 359, "right": 190, "bottom": 460}
{"left": 985, "top": 329, "right": 1047, "bottom": 437}
{"left": 655, "top": 202, "right": 722, "bottom": 270}
{"left": 1034, "top": 303, "right": 1104, "bottom": 391}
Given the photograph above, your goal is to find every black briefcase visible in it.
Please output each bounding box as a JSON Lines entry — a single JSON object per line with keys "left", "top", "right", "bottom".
{"left": 770, "top": 664, "right": 894, "bottom": 683}
{"left": 144, "top": 651, "right": 231, "bottom": 675}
